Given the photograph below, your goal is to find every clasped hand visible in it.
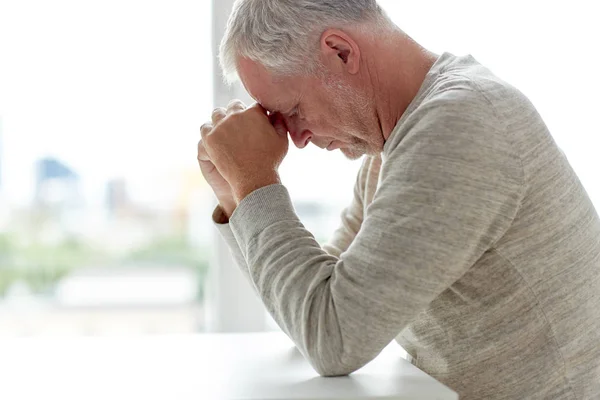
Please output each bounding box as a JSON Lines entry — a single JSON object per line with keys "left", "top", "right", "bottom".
{"left": 197, "top": 100, "right": 289, "bottom": 217}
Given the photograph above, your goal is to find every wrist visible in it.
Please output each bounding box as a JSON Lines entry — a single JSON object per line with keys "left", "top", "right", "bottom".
{"left": 233, "top": 173, "right": 281, "bottom": 204}
{"left": 212, "top": 204, "right": 231, "bottom": 224}
{"left": 219, "top": 199, "right": 236, "bottom": 219}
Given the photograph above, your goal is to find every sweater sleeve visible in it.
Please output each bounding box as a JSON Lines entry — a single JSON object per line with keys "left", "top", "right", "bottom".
{"left": 212, "top": 206, "right": 255, "bottom": 285}
{"left": 213, "top": 157, "right": 370, "bottom": 274}
{"left": 227, "top": 89, "right": 524, "bottom": 377}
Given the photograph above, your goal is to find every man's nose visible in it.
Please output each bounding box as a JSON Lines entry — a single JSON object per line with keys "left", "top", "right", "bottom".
{"left": 290, "top": 129, "right": 313, "bottom": 149}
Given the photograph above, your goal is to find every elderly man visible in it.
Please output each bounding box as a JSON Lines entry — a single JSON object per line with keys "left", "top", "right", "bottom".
{"left": 197, "top": 1, "right": 600, "bottom": 399}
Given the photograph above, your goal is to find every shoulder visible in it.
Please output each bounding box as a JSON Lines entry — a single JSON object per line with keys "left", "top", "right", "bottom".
{"left": 383, "top": 83, "right": 524, "bottom": 190}
{"left": 387, "top": 81, "right": 511, "bottom": 158}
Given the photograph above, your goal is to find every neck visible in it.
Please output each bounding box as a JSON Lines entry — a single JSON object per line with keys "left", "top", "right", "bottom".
{"left": 366, "top": 31, "right": 438, "bottom": 144}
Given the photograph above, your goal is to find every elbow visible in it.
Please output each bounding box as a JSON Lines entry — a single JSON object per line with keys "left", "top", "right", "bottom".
{"left": 309, "top": 353, "right": 366, "bottom": 377}
{"left": 300, "top": 325, "right": 373, "bottom": 377}
{"left": 314, "top": 364, "right": 360, "bottom": 377}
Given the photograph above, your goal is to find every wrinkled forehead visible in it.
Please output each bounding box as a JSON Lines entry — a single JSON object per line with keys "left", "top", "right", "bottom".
{"left": 237, "top": 57, "right": 301, "bottom": 113}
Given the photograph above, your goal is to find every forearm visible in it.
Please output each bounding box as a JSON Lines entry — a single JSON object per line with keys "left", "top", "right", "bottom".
{"left": 227, "top": 141, "right": 522, "bottom": 377}
{"left": 213, "top": 206, "right": 254, "bottom": 284}
{"left": 209, "top": 92, "right": 524, "bottom": 379}
{"left": 228, "top": 185, "right": 407, "bottom": 376}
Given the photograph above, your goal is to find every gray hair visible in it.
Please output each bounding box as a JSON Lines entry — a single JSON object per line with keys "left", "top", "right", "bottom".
{"left": 219, "top": 0, "right": 392, "bottom": 84}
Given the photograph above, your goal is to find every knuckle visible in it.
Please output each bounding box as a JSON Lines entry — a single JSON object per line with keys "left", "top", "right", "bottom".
{"left": 228, "top": 99, "right": 244, "bottom": 107}
{"left": 227, "top": 100, "right": 245, "bottom": 113}
{"left": 228, "top": 113, "right": 242, "bottom": 123}
{"left": 200, "top": 122, "right": 212, "bottom": 133}
{"left": 233, "top": 108, "right": 247, "bottom": 117}
{"left": 197, "top": 140, "right": 209, "bottom": 161}
{"left": 227, "top": 109, "right": 240, "bottom": 119}
{"left": 211, "top": 108, "right": 227, "bottom": 124}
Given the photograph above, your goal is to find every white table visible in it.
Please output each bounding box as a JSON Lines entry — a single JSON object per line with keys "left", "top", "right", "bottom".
{"left": 0, "top": 332, "right": 458, "bottom": 400}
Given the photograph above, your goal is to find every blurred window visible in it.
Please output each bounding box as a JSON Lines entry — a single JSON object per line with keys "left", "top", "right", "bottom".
{"left": 0, "top": 0, "right": 214, "bottom": 336}
{"left": 0, "top": 0, "right": 598, "bottom": 336}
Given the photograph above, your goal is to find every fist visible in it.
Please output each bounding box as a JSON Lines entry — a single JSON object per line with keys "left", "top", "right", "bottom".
{"left": 197, "top": 100, "right": 248, "bottom": 217}
{"left": 198, "top": 101, "right": 289, "bottom": 204}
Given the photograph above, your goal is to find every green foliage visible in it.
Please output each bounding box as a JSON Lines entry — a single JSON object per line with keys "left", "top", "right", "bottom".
{"left": 0, "top": 232, "right": 209, "bottom": 299}
{"left": 0, "top": 233, "right": 11, "bottom": 254}
{"left": 125, "top": 235, "right": 208, "bottom": 269}
{"left": 0, "top": 234, "right": 98, "bottom": 296}
{"left": 123, "top": 235, "right": 210, "bottom": 299}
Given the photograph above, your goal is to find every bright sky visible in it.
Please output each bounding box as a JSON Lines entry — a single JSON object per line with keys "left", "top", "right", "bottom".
{"left": 0, "top": 0, "right": 599, "bottom": 208}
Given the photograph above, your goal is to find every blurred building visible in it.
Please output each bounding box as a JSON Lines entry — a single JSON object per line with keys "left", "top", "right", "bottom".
{"left": 54, "top": 265, "right": 199, "bottom": 307}
{"left": 174, "top": 168, "right": 215, "bottom": 248}
{"left": 35, "top": 157, "right": 82, "bottom": 208}
{"left": 0, "top": 265, "right": 203, "bottom": 336}
{"left": 105, "top": 178, "right": 130, "bottom": 218}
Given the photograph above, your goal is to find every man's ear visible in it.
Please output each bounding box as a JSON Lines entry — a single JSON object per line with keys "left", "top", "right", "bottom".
{"left": 319, "top": 29, "right": 361, "bottom": 75}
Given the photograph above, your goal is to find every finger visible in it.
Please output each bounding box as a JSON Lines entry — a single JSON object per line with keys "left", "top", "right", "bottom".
{"left": 211, "top": 108, "right": 227, "bottom": 124}
{"left": 197, "top": 139, "right": 211, "bottom": 162}
{"left": 250, "top": 102, "right": 269, "bottom": 115}
{"left": 227, "top": 99, "right": 246, "bottom": 114}
{"left": 198, "top": 159, "right": 217, "bottom": 175}
{"left": 200, "top": 122, "right": 213, "bottom": 139}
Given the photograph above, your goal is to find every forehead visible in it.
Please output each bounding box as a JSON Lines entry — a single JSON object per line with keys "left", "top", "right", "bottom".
{"left": 237, "top": 57, "right": 303, "bottom": 112}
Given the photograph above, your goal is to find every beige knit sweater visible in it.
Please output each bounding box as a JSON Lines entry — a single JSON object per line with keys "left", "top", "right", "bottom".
{"left": 215, "top": 53, "right": 600, "bottom": 399}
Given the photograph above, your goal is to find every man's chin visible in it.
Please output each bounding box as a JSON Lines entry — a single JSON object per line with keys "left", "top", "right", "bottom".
{"left": 340, "top": 147, "right": 366, "bottom": 160}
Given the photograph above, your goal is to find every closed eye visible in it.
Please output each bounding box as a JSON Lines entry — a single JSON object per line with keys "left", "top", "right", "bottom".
{"left": 288, "top": 106, "right": 299, "bottom": 118}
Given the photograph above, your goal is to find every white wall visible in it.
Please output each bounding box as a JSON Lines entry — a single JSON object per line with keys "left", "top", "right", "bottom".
{"left": 379, "top": 0, "right": 600, "bottom": 206}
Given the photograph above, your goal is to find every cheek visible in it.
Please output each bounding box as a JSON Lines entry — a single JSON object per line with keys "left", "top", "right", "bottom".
{"left": 311, "top": 114, "right": 336, "bottom": 137}
{"left": 304, "top": 95, "right": 349, "bottom": 138}
{"left": 309, "top": 103, "right": 340, "bottom": 126}
{"left": 308, "top": 110, "right": 347, "bottom": 137}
